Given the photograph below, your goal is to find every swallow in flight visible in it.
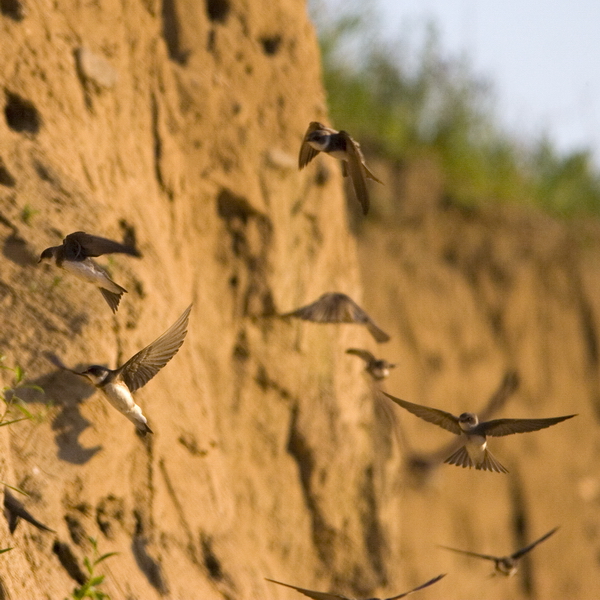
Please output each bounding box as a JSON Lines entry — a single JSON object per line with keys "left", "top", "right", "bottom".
{"left": 299, "top": 122, "right": 383, "bottom": 214}
{"left": 53, "top": 305, "right": 191, "bottom": 433}
{"left": 281, "top": 293, "right": 390, "bottom": 343}
{"left": 39, "top": 231, "right": 141, "bottom": 312}
{"left": 266, "top": 573, "right": 446, "bottom": 600}
{"left": 440, "top": 526, "right": 559, "bottom": 576}
{"left": 346, "top": 348, "right": 396, "bottom": 380}
{"left": 381, "top": 392, "right": 576, "bottom": 473}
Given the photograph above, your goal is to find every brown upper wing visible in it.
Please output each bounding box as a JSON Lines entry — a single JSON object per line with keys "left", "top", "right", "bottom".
{"left": 386, "top": 574, "right": 446, "bottom": 600}
{"left": 281, "top": 293, "right": 390, "bottom": 342}
{"left": 346, "top": 348, "right": 376, "bottom": 363}
{"left": 511, "top": 527, "right": 559, "bottom": 560}
{"left": 439, "top": 545, "right": 499, "bottom": 563}
{"left": 298, "top": 122, "right": 325, "bottom": 169}
{"left": 266, "top": 579, "right": 350, "bottom": 600}
{"left": 479, "top": 414, "right": 576, "bottom": 437}
{"left": 339, "top": 131, "right": 370, "bottom": 215}
{"left": 118, "top": 305, "right": 192, "bottom": 392}
{"left": 63, "top": 231, "right": 140, "bottom": 260}
{"left": 381, "top": 392, "right": 462, "bottom": 434}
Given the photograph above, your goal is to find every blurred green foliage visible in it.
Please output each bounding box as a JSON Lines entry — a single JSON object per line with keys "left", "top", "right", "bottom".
{"left": 312, "top": 4, "right": 600, "bottom": 216}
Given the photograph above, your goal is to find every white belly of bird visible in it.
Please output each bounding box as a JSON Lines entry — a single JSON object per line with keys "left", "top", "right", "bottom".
{"left": 465, "top": 434, "right": 487, "bottom": 466}
{"left": 100, "top": 382, "right": 147, "bottom": 427}
{"left": 62, "top": 259, "right": 121, "bottom": 293}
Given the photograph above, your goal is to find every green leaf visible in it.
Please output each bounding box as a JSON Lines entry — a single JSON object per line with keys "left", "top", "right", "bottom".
{"left": 0, "top": 547, "right": 13, "bottom": 554}
{"left": 89, "top": 575, "right": 105, "bottom": 587}
{"left": 83, "top": 556, "right": 93, "bottom": 575}
{"left": 0, "top": 482, "right": 29, "bottom": 496}
{"left": 0, "top": 417, "right": 28, "bottom": 427}
{"left": 94, "top": 552, "right": 118, "bottom": 565}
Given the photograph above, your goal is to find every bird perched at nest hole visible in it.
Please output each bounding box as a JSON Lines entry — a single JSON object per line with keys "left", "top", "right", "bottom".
{"left": 299, "top": 122, "right": 382, "bottom": 215}
{"left": 39, "top": 231, "right": 141, "bottom": 312}
{"left": 381, "top": 392, "right": 576, "bottom": 473}
{"left": 280, "top": 293, "right": 390, "bottom": 343}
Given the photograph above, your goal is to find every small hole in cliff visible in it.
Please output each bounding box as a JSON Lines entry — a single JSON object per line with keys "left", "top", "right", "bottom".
{"left": 0, "top": 0, "right": 24, "bottom": 21}
{"left": 205, "top": 0, "right": 230, "bottom": 23}
{"left": 4, "top": 92, "right": 41, "bottom": 134}
{"left": 201, "top": 534, "right": 223, "bottom": 580}
{"left": 260, "top": 35, "right": 281, "bottom": 56}
{"left": 161, "top": 0, "right": 189, "bottom": 64}
{"left": 0, "top": 158, "right": 15, "bottom": 187}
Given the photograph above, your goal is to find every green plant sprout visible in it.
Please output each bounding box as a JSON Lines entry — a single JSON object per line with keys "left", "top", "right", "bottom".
{"left": 0, "top": 355, "right": 45, "bottom": 427}
{"left": 67, "top": 537, "right": 118, "bottom": 600}
{"left": 0, "top": 548, "right": 13, "bottom": 555}
{"left": 20, "top": 204, "right": 39, "bottom": 226}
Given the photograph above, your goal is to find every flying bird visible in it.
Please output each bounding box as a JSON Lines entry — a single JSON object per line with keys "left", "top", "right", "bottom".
{"left": 381, "top": 392, "right": 576, "bottom": 473}
{"left": 281, "top": 293, "right": 390, "bottom": 343}
{"left": 403, "top": 371, "right": 520, "bottom": 484}
{"left": 51, "top": 305, "right": 191, "bottom": 433}
{"left": 299, "top": 121, "right": 383, "bottom": 215}
{"left": 266, "top": 573, "right": 446, "bottom": 600}
{"left": 3, "top": 488, "right": 54, "bottom": 534}
{"left": 440, "top": 526, "right": 559, "bottom": 577}
{"left": 39, "top": 231, "right": 141, "bottom": 313}
{"left": 346, "top": 348, "right": 396, "bottom": 380}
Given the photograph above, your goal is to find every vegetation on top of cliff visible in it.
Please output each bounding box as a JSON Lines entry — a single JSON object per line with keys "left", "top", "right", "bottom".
{"left": 311, "top": 4, "right": 600, "bottom": 217}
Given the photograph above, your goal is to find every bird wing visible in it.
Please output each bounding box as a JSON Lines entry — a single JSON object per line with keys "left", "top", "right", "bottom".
{"left": 266, "top": 579, "right": 350, "bottom": 600}
{"left": 381, "top": 392, "right": 461, "bottom": 434}
{"left": 119, "top": 305, "right": 192, "bottom": 392}
{"left": 511, "top": 527, "right": 559, "bottom": 560}
{"left": 281, "top": 293, "right": 353, "bottom": 322}
{"left": 480, "top": 414, "right": 577, "bottom": 437}
{"left": 439, "top": 545, "right": 499, "bottom": 562}
{"left": 339, "top": 131, "right": 370, "bottom": 215}
{"left": 281, "top": 294, "right": 390, "bottom": 342}
{"left": 346, "top": 348, "right": 376, "bottom": 363}
{"left": 386, "top": 574, "right": 446, "bottom": 600}
{"left": 298, "top": 122, "right": 325, "bottom": 169}
{"left": 63, "top": 231, "right": 140, "bottom": 260}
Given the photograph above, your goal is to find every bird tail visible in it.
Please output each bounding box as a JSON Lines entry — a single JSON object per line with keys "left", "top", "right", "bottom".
{"left": 444, "top": 445, "right": 474, "bottom": 469}
{"left": 444, "top": 445, "right": 508, "bottom": 473}
{"left": 364, "top": 163, "right": 383, "bottom": 184}
{"left": 367, "top": 321, "right": 390, "bottom": 343}
{"left": 99, "top": 287, "right": 126, "bottom": 313}
{"left": 479, "top": 449, "right": 509, "bottom": 474}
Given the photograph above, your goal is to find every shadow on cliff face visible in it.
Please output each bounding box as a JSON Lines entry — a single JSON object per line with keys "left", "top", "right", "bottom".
{"left": 25, "top": 368, "right": 102, "bottom": 464}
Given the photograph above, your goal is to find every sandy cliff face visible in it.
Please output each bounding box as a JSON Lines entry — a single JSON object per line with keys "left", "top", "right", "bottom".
{"left": 0, "top": 2, "right": 598, "bottom": 600}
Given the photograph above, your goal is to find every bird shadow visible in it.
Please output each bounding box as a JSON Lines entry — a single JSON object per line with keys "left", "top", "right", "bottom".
{"left": 21, "top": 359, "right": 102, "bottom": 464}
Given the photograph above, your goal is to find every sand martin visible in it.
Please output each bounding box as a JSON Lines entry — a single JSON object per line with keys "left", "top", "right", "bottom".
{"left": 346, "top": 348, "right": 396, "bottom": 380}
{"left": 281, "top": 293, "right": 390, "bottom": 343}
{"left": 39, "top": 231, "right": 141, "bottom": 313}
{"left": 440, "top": 526, "right": 559, "bottom": 576}
{"left": 54, "top": 305, "right": 191, "bottom": 433}
{"left": 266, "top": 574, "right": 446, "bottom": 600}
{"left": 299, "top": 122, "right": 383, "bottom": 215}
{"left": 381, "top": 392, "right": 576, "bottom": 473}
{"left": 3, "top": 488, "right": 54, "bottom": 534}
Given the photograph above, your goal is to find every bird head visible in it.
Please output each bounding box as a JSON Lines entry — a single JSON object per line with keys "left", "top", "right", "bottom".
{"left": 496, "top": 558, "right": 518, "bottom": 577}
{"left": 80, "top": 365, "right": 110, "bottom": 385}
{"left": 38, "top": 247, "right": 55, "bottom": 263}
{"left": 306, "top": 130, "right": 329, "bottom": 151}
{"left": 458, "top": 412, "right": 479, "bottom": 429}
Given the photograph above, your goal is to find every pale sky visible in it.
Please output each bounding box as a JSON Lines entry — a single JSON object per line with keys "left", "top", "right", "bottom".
{"left": 378, "top": 0, "right": 600, "bottom": 159}
{"left": 314, "top": 0, "right": 600, "bottom": 161}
